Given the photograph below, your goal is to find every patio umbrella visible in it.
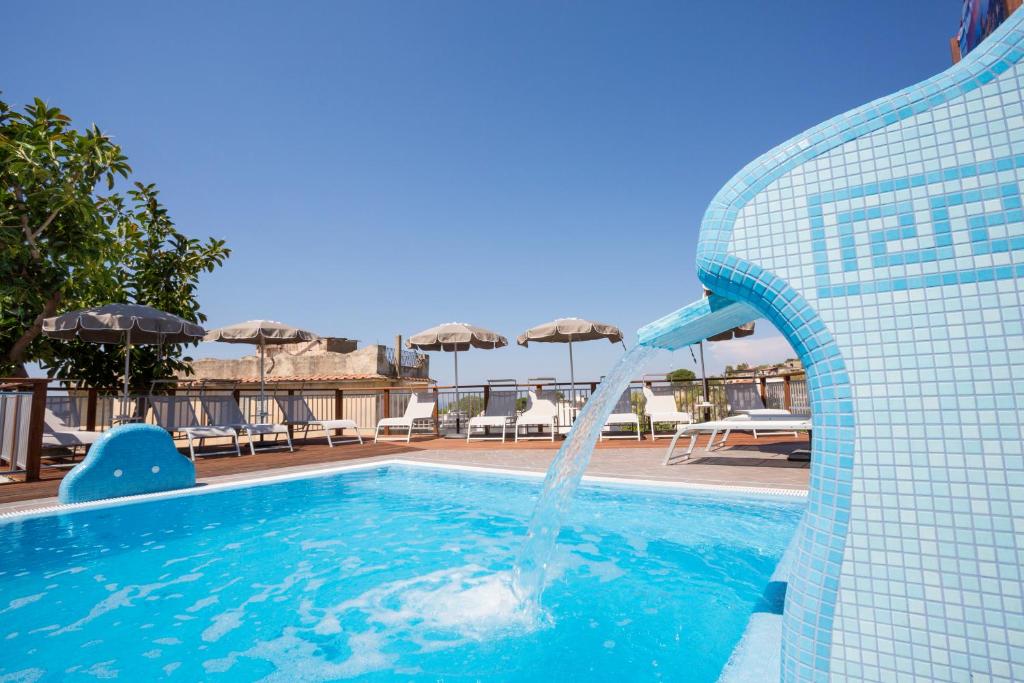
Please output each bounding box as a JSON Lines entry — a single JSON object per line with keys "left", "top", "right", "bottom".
{"left": 406, "top": 322, "right": 508, "bottom": 434}
{"left": 204, "top": 320, "right": 318, "bottom": 421}
{"left": 516, "top": 318, "right": 625, "bottom": 410}
{"left": 42, "top": 303, "right": 206, "bottom": 419}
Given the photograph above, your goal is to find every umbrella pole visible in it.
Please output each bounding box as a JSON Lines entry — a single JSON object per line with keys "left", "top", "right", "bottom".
{"left": 699, "top": 340, "right": 709, "bottom": 402}
{"left": 568, "top": 339, "right": 576, "bottom": 419}
{"left": 259, "top": 342, "right": 267, "bottom": 422}
{"left": 454, "top": 348, "right": 460, "bottom": 433}
{"left": 122, "top": 327, "right": 132, "bottom": 422}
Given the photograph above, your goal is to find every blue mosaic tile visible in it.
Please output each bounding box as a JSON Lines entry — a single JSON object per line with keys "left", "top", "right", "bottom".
{"left": 641, "top": 11, "right": 1024, "bottom": 683}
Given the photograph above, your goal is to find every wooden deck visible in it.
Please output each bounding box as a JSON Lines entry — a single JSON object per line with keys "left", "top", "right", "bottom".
{"left": 0, "top": 432, "right": 810, "bottom": 510}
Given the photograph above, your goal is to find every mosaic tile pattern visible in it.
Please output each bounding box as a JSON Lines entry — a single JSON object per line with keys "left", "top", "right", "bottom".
{"left": 652, "top": 14, "right": 1024, "bottom": 682}
{"left": 58, "top": 425, "right": 195, "bottom": 504}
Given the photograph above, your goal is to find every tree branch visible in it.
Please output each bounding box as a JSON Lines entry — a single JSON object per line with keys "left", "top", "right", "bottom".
{"left": 6, "top": 289, "right": 63, "bottom": 373}
{"left": 12, "top": 183, "right": 42, "bottom": 261}
{"left": 32, "top": 206, "right": 63, "bottom": 240}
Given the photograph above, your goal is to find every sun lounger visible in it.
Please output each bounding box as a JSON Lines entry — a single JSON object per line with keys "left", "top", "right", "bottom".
{"left": 374, "top": 392, "right": 436, "bottom": 442}
{"left": 514, "top": 390, "right": 558, "bottom": 441}
{"left": 724, "top": 382, "right": 797, "bottom": 437}
{"left": 601, "top": 389, "right": 641, "bottom": 441}
{"left": 663, "top": 416, "right": 813, "bottom": 464}
{"left": 200, "top": 395, "right": 293, "bottom": 454}
{"left": 275, "top": 395, "right": 363, "bottom": 447}
{"left": 43, "top": 408, "right": 101, "bottom": 453}
{"left": 466, "top": 389, "right": 518, "bottom": 442}
{"left": 643, "top": 386, "right": 693, "bottom": 439}
{"left": 148, "top": 395, "right": 241, "bottom": 461}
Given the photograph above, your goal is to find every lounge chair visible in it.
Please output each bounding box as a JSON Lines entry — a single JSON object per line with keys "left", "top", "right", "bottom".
{"left": 200, "top": 395, "right": 293, "bottom": 455}
{"left": 275, "top": 395, "right": 363, "bottom": 447}
{"left": 514, "top": 390, "right": 558, "bottom": 441}
{"left": 663, "top": 416, "right": 813, "bottom": 464}
{"left": 466, "top": 389, "right": 518, "bottom": 442}
{"left": 148, "top": 395, "right": 241, "bottom": 461}
{"left": 724, "top": 382, "right": 796, "bottom": 437}
{"left": 601, "top": 389, "right": 641, "bottom": 441}
{"left": 374, "top": 392, "right": 437, "bottom": 442}
{"left": 643, "top": 386, "right": 693, "bottom": 439}
{"left": 43, "top": 408, "right": 101, "bottom": 454}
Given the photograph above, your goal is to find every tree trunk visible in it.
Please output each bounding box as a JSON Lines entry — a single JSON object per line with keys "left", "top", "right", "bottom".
{"left": 6, "top": 289, "right": 63, "bottom": 375}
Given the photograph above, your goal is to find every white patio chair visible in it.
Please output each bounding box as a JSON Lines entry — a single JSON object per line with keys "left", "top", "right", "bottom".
{"left": 200, "top": 395, "right": 293, "bottom": 455}
{"left": 466, "top": 390, "right": 518, "bottom": 442}
{"left": 601, "top": 389, "right": 641, "bottom": 441}
{"left": 643, "top": 386, "right": 693, "bottom": 439}
{"left": 374, "top": 392, "right": 437, "bottom": 443}
{"left": 514, "top": 390, "right": 558, "bottom": 441}
{"left": 148, "top": 395, "right": 241, "bottom": 461}
{"left": 275, "top": 395, "right": 363, "bottom": 447}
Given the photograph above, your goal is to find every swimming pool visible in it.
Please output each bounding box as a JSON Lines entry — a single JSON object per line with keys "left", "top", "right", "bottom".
{"left": 0, "top": 463, "right": 803, "bottom": 681}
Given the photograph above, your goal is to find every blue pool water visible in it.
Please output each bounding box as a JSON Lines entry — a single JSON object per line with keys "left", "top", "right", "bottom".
{"left": 0, "top": 465, "right": 802, "bottom": 681}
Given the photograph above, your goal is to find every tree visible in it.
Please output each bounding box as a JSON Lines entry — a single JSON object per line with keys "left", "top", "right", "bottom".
{"left": 1, "top": 97, "right": 229, "bottom": 385}
{"left": 37, "top": 184, "right": 229, "bottom": 389}
{"left": 666, "top": 368, "right": 696, "bottom": 383}
{"left": 1, "top": 98, "right": 130, "bottom": 374}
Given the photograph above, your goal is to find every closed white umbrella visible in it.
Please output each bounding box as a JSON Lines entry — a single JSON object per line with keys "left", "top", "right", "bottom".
{"left": 517, "top": 318, "right": 625, "bottom": 411}
{"left": 407, "top": 322, "right": 508, "bottom": 435}
{"left": 43, "top": 303, "right": 206, "bottom": 420}
{"left": 204, "top": 320, "right": 318, "bottom": 421}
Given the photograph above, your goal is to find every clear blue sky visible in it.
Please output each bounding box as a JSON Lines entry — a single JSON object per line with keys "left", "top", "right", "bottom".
{"left": 6, "top": 1, "right": 955, "bottom": 384}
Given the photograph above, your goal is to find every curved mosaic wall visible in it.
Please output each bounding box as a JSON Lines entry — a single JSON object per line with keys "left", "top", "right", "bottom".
{"left": 644, "top": 13, "right": 1024, "bottom": 682}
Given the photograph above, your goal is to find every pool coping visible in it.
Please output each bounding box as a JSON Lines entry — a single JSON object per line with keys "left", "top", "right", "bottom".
{"left": 0, "top": 458, "right": 806, "bottom": 522}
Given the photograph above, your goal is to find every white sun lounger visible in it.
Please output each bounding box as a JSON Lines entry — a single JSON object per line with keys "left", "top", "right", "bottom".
{"left": 148, "top": 395, "right": 242, "bottom": 461}
{"left": 663, "top": 417, "right": 813, "bottom": 464}
{"left": 374, "top": 392, "right": 436, "bottom": 443}
{"left": 514, "top": 390, "right": 558, "bottom": 441}
{"left": 200, "top": 395, "right": 293, "bottom": 455}
{"left": 643, "top": 386, "right": 693, "bottom": 439}
{"left": 276, "top": 395, "right": 363, "bottom": 447}
{"left": 601, "top": 389, "right": 641, "bottom": 441}
{"left": 724, "top": 382, "right": 797, "bottom": 437}
{"left": 466, "top": 390, "right": 518, "bottom": 442}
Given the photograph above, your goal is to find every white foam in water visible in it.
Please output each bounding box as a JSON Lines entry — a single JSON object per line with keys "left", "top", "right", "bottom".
{"left": 326, "top": 565, "right": 543, "bottom": 644}
{"left": 512, "top": 345, "right": 656, "bottom": 604}
{"left": 202, "top": 565, "right": 547, "bottom": 680}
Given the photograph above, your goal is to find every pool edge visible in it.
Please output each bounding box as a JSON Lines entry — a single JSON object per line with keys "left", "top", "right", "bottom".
{"left": 0, "top": 459, "right": 807, "bottom": 522}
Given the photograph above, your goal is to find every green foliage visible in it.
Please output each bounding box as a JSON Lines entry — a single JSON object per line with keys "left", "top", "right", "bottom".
{"left": 666, "top": 368, "right": 696, "bottom": 382}
{"left": 0, "top": 96, "right": 229, "bottom": 386}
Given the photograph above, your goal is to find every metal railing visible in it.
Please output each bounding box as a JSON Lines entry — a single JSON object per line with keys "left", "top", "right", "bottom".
{"left": 0, "top": 371, "right": 808, "bottom": 482}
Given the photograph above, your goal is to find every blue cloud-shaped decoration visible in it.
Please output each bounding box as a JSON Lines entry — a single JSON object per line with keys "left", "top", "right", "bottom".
{"left": 58, "top": 424, "right": 196, "bottom": 504}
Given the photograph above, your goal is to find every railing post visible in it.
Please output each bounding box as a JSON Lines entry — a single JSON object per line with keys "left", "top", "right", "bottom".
{"left": 86, "top": 388, "right": 98, "bottom": 432}
{"left": 482, "top": 385, "right": 490, "bottom": 436}
{"left": 432, "top": 387, "right": 440, "bottom": 437}
{"left": 286, "top": 389, "right": 295, "bottom": 440}
{"left": 25, "top": 380, "right": 47, "bottom": 482}
{"left": 382, "top": 388, "right": 391, "bottom": 436}
{"left": 783, "top": 375, "right": 792, "bottom": 412}
{"left": 758, "top": 375, "right": 768, "bottom": 408}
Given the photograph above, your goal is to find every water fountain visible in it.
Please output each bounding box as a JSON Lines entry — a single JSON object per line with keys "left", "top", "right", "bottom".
{"left": 511, "top": 344, "right": 656, "bottom": 604}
